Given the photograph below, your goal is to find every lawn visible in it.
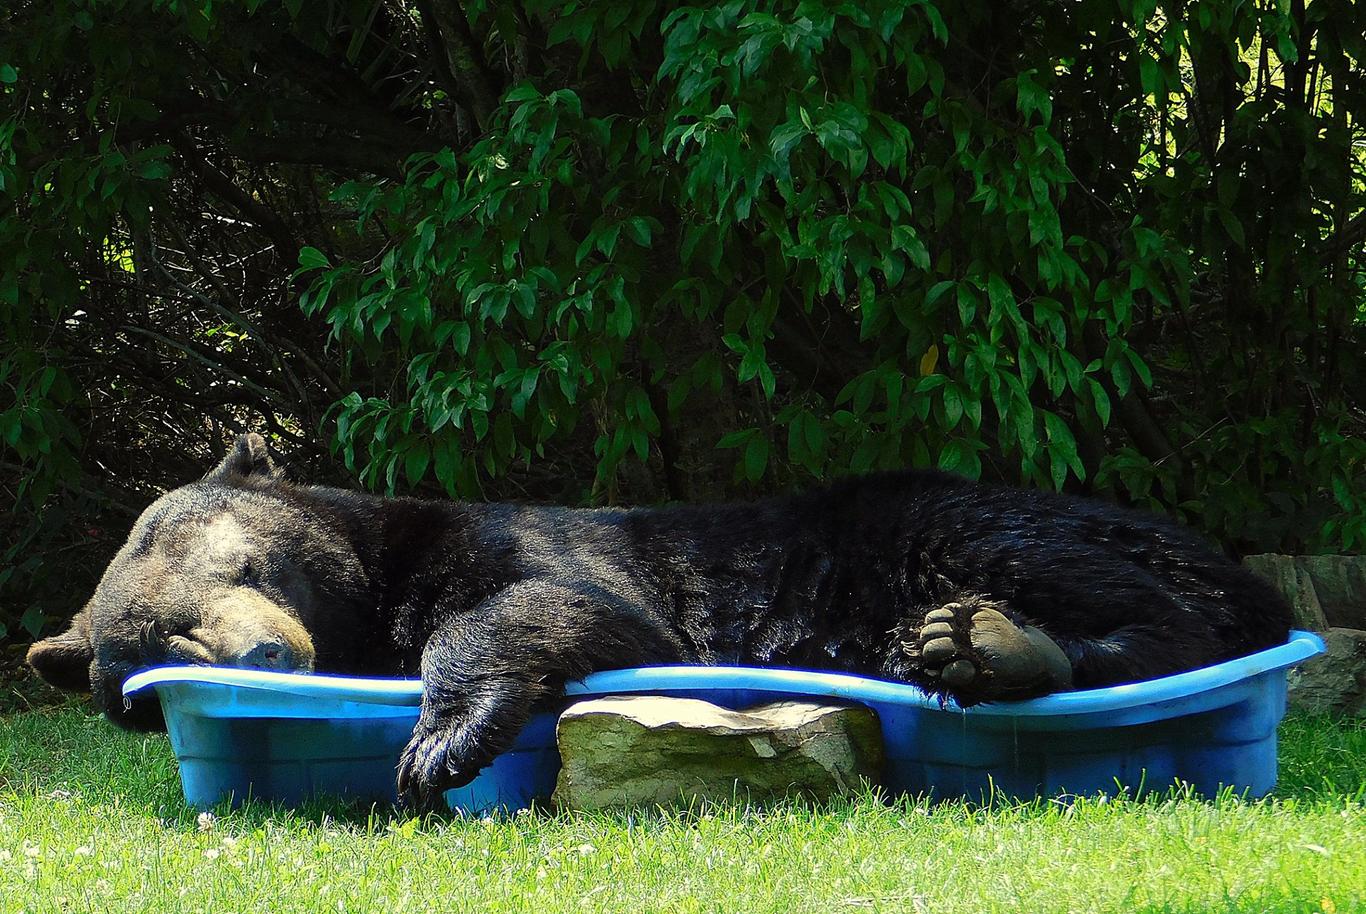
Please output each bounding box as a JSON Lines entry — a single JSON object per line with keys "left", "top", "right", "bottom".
{"left": 0, "top": 700, "right": 1362, "bottom": 914}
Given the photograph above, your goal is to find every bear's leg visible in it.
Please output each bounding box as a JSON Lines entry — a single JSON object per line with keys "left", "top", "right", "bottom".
{"left": 893, "top": 595, "right": 1073, "bottom": 705}
{"left": 396, "top": 578, "right": 687, "bottom": 810}
{"left": 1046, "top": 623, "right": 1225, "bottom": 689}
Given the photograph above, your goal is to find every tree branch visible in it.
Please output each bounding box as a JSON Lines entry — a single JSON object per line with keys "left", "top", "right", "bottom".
{"left": 224, "top": 132, "right": 405, "bottom": 178}
{"left": 415, "top": 0, "right": 500, "bottom": 129}
{"left": 170, "top": 137, "right": 301, "bottom": 260}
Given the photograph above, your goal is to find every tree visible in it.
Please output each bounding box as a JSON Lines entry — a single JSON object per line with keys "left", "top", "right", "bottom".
{"left": 2, "top": 0, "right": 1364, "bottom": 642}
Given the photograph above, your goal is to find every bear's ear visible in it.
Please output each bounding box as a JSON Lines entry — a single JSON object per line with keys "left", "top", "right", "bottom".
{"left": 208, "top": 433, "right": 281, "bottom": 484}
{"left": 27, "top": 618, "right": 95, "bottom": 693}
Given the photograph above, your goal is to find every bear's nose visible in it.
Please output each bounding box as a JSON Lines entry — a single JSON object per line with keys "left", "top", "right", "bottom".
{"left": 233, "top": 640, "right": 295, "bottom": 671}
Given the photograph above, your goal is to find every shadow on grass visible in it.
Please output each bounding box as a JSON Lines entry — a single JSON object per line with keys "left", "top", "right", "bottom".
{"left": 1273, "top": 713, "right": 1366, "bottom": 800}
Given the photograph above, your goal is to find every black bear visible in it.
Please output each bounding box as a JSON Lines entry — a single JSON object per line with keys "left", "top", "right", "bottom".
{"left": 28, "top": 433, "right": 1291, "bottom": 806}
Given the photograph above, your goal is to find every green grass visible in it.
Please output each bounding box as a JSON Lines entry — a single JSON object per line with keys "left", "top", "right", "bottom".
{"left": 0, "top": 703, "right": 1362, "bottom": 914}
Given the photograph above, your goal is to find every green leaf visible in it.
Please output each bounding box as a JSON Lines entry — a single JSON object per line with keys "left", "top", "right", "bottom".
{"left": 943, "top": 385, "right": 963, "bottom": 429}
{"left": 803, "top": 413, "right": 826, "bottom": 462}
{"left": 758, "top": 362, "right": 776, "bottom": 399}
{"left": 956, "top": 285, "right": 977, "bottom": 325}
{"left": 1216, "top": 207, "right": 1245, "bottom": 248}
{"left": 1111, "top": 357, "right": 1132, "bottom": 398}
{"left": 717, "top": 428, "right": 755, "bottom": 449}
{"left": 1140, "top": 55, "right": 1163, "bottom": 98}
{"left": 1125, "top": 348, "right": 1153, "bottom": 388}
{"left": 297, "top": 247, "right": 330, "bottom": 272}
{"left": 1015, "top": 70, "right": 1052, "bottom": 126}
{"left": 770, "top": 121, "right": 807, "bottom": 160}
{"left": 1089, "top": 378, "right": 1111, "bottom": 427}
{"left": 926, "top": 280, "right": 955, "bottom": 307}
{"left": 937, "top": 440, "right": 980, "bottom": 478}
{"left": 625, "top": 217, "right": 653, "bottom": 247}
{"left": 504, "top": 83, "right": 542, "bottom": 104}
{"left": 404, "top": 443, "right": 430, "bottom": 487}
{"left": 743, "top": 434, "right": 769, "bottom": 482}
{"left": 1042, "top": 411, "right": 1083, "bottom": 487}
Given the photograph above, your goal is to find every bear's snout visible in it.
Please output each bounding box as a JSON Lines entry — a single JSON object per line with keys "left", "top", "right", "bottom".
{"left": 194, "top": 590, "right": 317, "bottom": 674}
{"left": 231, "top": 639, "right": 299, "bottom": 671}
{"left": 196, "top": 618, "right": 315, "bottom": 673}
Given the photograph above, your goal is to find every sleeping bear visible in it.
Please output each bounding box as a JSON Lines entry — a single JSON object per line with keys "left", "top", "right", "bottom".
{"left": 28, "top": 433, "right": 1291, "bottom": 806}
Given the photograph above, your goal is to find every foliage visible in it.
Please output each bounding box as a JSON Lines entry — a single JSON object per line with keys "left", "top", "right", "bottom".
{"left": 2, "top": 0, "right": 1364, "bottom": 639}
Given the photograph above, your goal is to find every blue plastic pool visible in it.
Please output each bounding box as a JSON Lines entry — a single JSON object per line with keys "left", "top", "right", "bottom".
{"left": 123, "top": 630, "right": 1324, "bottom": 813}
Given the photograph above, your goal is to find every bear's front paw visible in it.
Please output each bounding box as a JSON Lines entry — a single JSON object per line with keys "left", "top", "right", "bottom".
{"left": 395, "top": 718, "right": 488, "bottom": 812}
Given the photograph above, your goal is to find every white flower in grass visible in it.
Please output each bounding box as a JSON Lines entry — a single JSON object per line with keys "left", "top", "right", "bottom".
{"left": 197, "top": 811, "right": 216, "bottom": 831}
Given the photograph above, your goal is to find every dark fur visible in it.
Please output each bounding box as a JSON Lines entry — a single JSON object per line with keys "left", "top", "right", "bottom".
{"left": 28, "top": 435, "right": 1292, "bottom": 806}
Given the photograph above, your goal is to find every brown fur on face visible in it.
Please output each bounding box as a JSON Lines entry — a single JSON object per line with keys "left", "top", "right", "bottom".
{"left": 171, "top": 590, "right": 317, "bottom": 671}
{"left": 27, "top": 434, "right": 367, "bottom": 730}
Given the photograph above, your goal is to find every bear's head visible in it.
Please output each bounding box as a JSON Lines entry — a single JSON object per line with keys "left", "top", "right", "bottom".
{"left": 26, "top": 433, "right": 370, "bottom": 730}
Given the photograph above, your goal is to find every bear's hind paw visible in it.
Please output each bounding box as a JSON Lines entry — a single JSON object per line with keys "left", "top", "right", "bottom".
{"left": 906, "top": 599, "right": 1073, "bottom": 705}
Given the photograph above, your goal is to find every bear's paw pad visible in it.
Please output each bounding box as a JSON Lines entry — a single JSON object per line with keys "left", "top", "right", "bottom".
{"left": 906, "top": 601, "right": 1070, "bottom": 704}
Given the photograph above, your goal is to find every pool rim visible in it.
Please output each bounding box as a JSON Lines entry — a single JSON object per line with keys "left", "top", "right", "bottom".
{"left": 123, "top": 628, "right": 1324, "bottom": 719}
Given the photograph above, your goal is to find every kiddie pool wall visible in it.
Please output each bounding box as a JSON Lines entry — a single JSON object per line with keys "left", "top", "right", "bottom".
{"left": 122, "top": 629, "right": 1325, "bottom": 813}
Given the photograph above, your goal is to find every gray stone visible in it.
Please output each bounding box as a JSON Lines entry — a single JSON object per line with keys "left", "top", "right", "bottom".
{"left": 1287, "top": 627, "right": 1366, "bottom": 717}
{"left": 553, "top": 696, "right": 883, "bottom": 811}
{"left": 1242, "top": 554, "right": 1330, "bottom": 630}
{"left": 1297, "top": 555, "right": 1366, "bottom": 630}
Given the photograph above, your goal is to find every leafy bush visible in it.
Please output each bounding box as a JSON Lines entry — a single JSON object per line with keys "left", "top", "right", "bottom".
{"left": 1, "top": 0, "right": 1363, "bottom": 641}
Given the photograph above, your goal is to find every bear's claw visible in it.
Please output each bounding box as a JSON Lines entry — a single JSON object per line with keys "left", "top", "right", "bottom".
{"left": 396, "top": 719, "right": 487, "bottom": 813}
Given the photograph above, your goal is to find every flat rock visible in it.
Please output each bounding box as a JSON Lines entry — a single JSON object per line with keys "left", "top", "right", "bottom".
{"left": 553, "top": 696, "right": 882, "bottom": 810}
{"left": 1287, "top": 627, "right": 1366, "bottom": 717}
